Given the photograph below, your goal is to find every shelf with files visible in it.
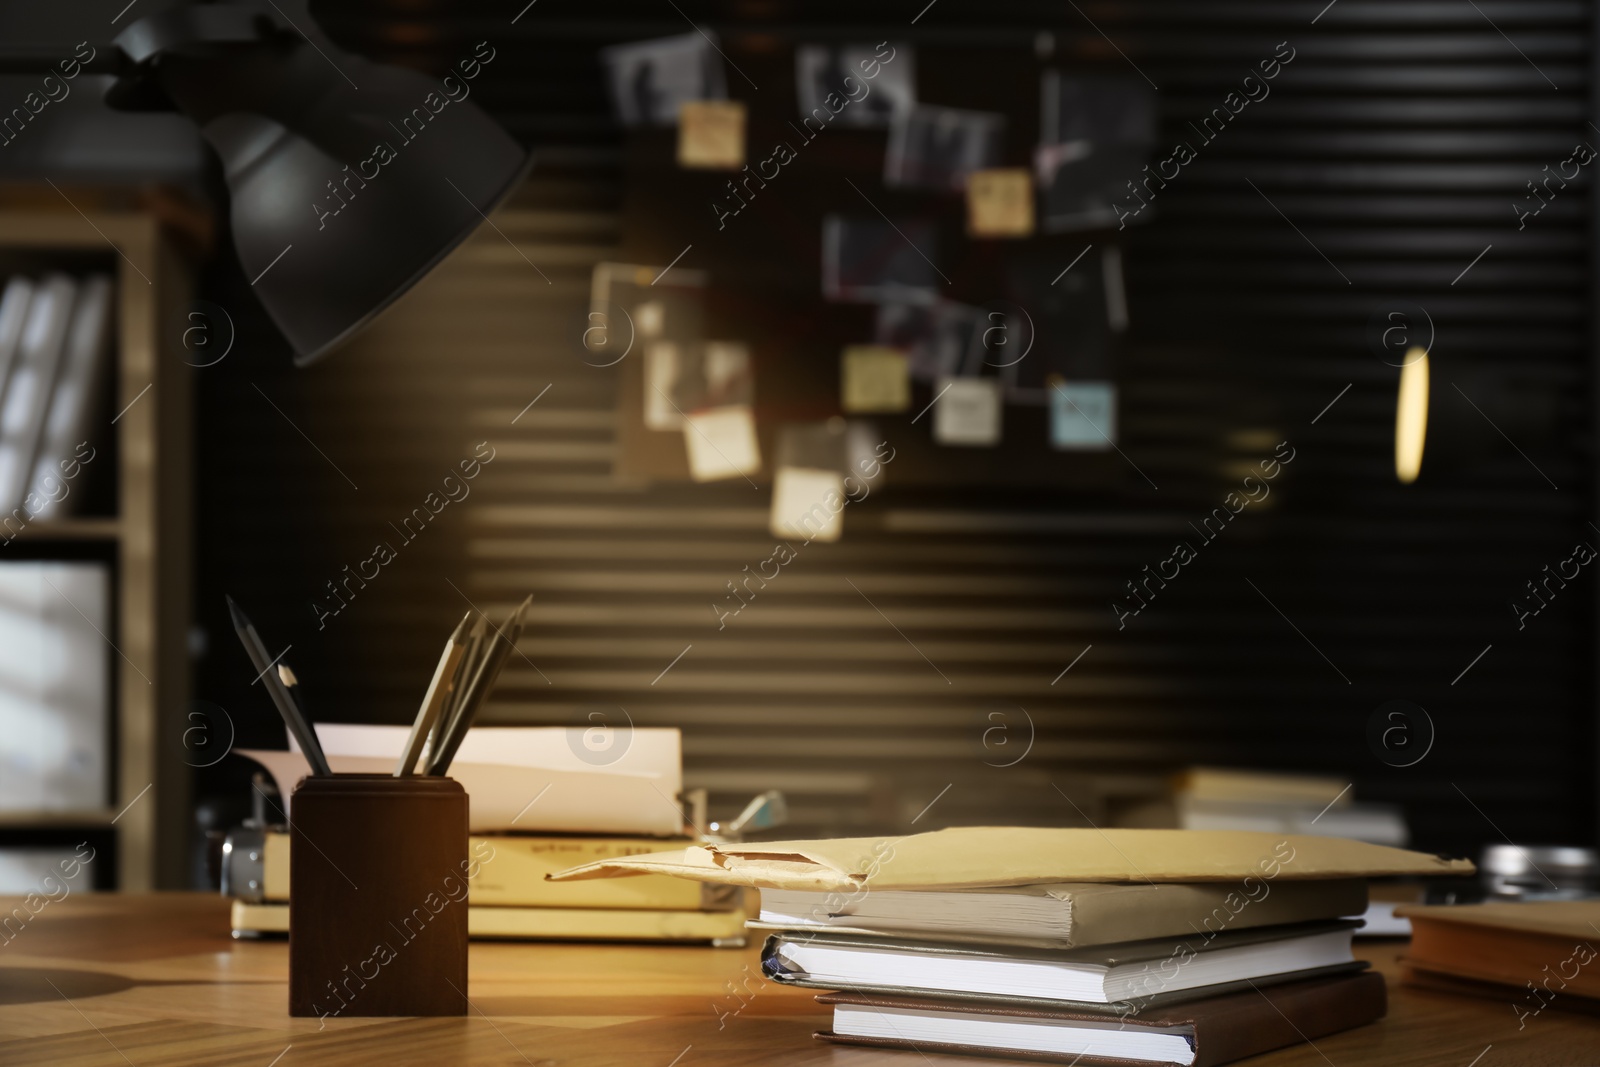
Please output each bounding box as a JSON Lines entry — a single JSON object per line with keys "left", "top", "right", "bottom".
{"left": 3, "top": 518, "right": 122, "bottom": 541}
{"left": 0, "top": 208, "right": 194, "bottom": 892}
{"left": 0, "top": 809, "right": 117, "bottom": 828}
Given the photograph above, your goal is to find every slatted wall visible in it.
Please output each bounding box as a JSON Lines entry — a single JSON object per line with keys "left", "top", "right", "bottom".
{"left": 193, "top": 0, "right": 1595, "bottom": 857}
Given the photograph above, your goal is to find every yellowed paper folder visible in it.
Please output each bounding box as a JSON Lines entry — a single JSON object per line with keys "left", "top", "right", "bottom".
{"left": 547, "top": 827, "right": 1475, "bottom": 892}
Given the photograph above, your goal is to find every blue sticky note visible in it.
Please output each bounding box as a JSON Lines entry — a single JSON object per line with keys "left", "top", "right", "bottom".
{"left": 1050, "top": 381, "right": 1116, "bottom": 449}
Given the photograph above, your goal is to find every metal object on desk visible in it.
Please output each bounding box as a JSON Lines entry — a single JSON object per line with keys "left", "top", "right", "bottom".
{"left": 221, "top": 772, "right": 283, "bottom": 910}
{"left": 1481, "top": 844, "right": 1600, "bottom": 901}
{"left": 711, "top": 789, "right": 788, "bottom": 842}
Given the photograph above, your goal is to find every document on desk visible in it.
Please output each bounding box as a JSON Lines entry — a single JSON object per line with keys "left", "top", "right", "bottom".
{"left": 548, "top": 826, "right": 1476, "bottom": 891}
{"left": 240, "top": 724, "right": 683, "bottom": 836}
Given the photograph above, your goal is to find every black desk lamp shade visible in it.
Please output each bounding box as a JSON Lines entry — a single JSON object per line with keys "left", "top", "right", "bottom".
{"left": 110, "top": 5, "right": 532, "bottom": 364}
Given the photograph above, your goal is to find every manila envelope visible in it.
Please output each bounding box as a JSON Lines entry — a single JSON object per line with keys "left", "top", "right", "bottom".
{"left": 548, "top": 826, "right": 1475, "bottom": 892}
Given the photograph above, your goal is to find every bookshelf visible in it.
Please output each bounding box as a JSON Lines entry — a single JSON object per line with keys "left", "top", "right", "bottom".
{"left": 0, "top": 210, "right": 193, "bottom": 890}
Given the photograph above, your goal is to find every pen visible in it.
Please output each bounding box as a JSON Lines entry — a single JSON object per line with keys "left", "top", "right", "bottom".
{"left": 226, "top": 595, "right": 332, "bottom": 777}
{"left": 396, "top": 612, "right": 472, "bottom": 776}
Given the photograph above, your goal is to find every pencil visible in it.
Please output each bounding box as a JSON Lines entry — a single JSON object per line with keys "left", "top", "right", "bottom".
{"left": 395, "top": 612, "right": 472, "bottom": 776}
{"left": 277, "top": 663, "right": 311, "bottom": 730}
{"left": 226, "top": 595, "right": 332, "bottom": 776}
{"left": 428, "top": 595, "right": 532, "bottom": 775}
{"left": 426, "top": 614, "right": 488, "bottom": 767}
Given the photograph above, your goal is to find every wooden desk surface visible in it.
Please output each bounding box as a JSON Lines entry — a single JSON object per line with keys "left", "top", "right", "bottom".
{"left": 1, "top": 894, "right": 1597, "bottom": 1066}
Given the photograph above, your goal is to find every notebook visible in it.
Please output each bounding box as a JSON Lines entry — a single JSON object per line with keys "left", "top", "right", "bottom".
{"left": 816, "top": 970, "right": 1387, "bottom": 1066}
{"left": 754, "top": 878, "right": 1368, "bottom": 950}
{"left": 762, "top": 921, "right": 1359, "bottom": 1004}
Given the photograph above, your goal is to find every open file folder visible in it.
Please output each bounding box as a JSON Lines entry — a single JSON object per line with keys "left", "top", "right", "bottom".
{"left": 547, "top": 826, "right": 1476, "bottom": 890}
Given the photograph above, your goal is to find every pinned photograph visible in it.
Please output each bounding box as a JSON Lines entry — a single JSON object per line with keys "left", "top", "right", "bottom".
{"left": 875, "top": 301, "right": 984, "bottom": 382}
{"left": 678, "top": 340, "right": 754, "bottom": 411}
{"left": 823, "top": 216, "right": 941, "bottom": 305}
{"left": 683, "top": 405, "right": 761, "bottom": 482}
{"left": 932, "top": 376, "right": 1002, "bottom": 447}
{"left": 643, "top": 341, "right": 685, "bottom": 430}
{"left": 1036, "top": 74, "right": 1158, "bottom": 231}
{"left": 885, "top": 106, "right": 1004, "bottom": 191}
{"left": 1049, "top": 380, "right": 1117, "bottom": 449}
{"left": 795, "top": 42, "right": 915, "bottom": 128}
{"left": 601, "top": 31, "right": 728, "bottom": 127}
{"left": 967, "top": 168, "right": 1035, "bottom": 238}
{"left": 678, "top": 100, "right": 746, "bottom": 169}
{"left": 841, "top": 346, "right": 910, "bottom": 413}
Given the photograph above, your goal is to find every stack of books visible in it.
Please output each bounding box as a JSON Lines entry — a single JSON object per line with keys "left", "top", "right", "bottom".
{"left": 549, "top": 826, "right": 1478, "bottom": 1064}
{"left": 1398, "top": 899, "right": 1600, "bottom": 1020}
{"left": 226, "top": 724, "right": 747, "bottom": 943}
{"left": 757, "top": 882, "right": 1384, "bottom": 1064}
{"left": 228, "top": 830, "right": 746, "bottom": 942}
{"left": 1112, "top": 767, "right": 1410, "bottom": 848}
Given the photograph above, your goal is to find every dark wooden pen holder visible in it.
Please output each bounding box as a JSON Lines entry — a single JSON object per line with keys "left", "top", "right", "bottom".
{"left": 289, "top": 774, "right": 469, "bottom": 1018}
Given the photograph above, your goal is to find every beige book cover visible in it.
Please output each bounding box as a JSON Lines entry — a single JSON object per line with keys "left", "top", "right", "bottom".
{"left": 230, "top": 900, "right": 747, "bottom": 942}
{"left": 750, "top": 878, "right": 1370, "bottom": 950}
{"left": 1175, "top": 767, "right": 1352, "bottom": 807}
{"left": 262, "top": 832, "right": 714, "bottom": 909}
{"left": 547, "top": 827, "right": 1475, "bottom": 892}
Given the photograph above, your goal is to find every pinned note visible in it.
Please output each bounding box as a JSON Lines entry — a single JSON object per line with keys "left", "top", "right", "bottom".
{"left": 644, "top": 342, "right": 684, "bottom": 430}
{"left": 634, "top": 300, "right": 665, "bottom": 339}
{"left": 683, "top": 404, "right": 761, "bottom": 481}
{"left": 678, "top": 100, "right": 746, "bottom": 169}
{"left": 933, "top": 377, "right": 1001, "bottom": 447}
{"left": 770, "top": 466, "right": 845, "bottom": 542}
{"left": 967, "top": 168, "right": 1035, "bottom": 237}
{"left": 841, "top": 346, "right": 911, "bottom": 413}
{"left": 1050, "top": 380, "right": 1116, "bottom": 449}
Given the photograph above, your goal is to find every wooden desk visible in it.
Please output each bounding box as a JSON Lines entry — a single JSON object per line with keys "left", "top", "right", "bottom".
{"left": 1, "top": 894, "right": 1597, "bottom": 1066}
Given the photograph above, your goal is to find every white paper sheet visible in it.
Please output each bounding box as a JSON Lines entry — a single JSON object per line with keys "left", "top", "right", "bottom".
{"left": 238, "top": 724, "right": 683, "bottom": 836}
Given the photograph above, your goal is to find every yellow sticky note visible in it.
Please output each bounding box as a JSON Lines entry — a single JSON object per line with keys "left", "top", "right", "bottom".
{"left": 967, "top": 168, "right": 1035, "bottom": 238}
{"left": 841, "top": 346, "right": 910, "bottom": 413}
{"left": 678, "top": 101, "right": 746, "bottom": 170}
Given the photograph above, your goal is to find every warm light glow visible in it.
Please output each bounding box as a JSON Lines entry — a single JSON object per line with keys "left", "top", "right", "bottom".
{"left": 1395, "top": 348, "right": 1429, "bottom": 484}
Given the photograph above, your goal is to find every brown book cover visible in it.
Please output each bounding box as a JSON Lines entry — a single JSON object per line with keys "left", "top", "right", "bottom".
{"left": 1399, "top": 962, "right": 1600, "bottom": 1020}
{"left": 1397, "top": 900, "right": 1600, "bottom": 1002}
{"left": 815, "top": 971, "right": 1387, "bottom": 1067}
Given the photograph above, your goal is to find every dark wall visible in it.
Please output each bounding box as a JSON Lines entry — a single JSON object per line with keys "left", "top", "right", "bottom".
{"left": 190, "top": 0, "right": 1594, "bottom": 857}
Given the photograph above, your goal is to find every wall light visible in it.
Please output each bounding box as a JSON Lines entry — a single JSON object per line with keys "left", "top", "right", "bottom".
{"left": 1394, "top": 346, "right": 1429, "bottom": 484}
